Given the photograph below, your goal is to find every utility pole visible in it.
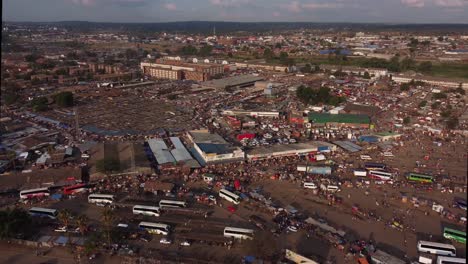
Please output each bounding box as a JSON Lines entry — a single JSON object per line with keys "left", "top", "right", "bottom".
{"left": 74, "top": 106, "right": 80, "bottom": 143}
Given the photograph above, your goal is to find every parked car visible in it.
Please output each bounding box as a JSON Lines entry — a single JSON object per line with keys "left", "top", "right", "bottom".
{"left": 287, "top": 226, "right": 298, "bottom": 232}
{"left": 160, "top": 238, "right": 172, "bottom": 244}
{"left": 227, "top": 206, "right": 236, "bottom": 213}
{"left": 180, "top": 240, "right": 191, "bottom": 246}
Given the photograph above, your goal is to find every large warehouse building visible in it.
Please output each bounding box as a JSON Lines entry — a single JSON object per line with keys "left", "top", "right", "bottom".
{"left": 187, "top": 129, "right": 245, "bottom": 165}
{"left": 246, "top": 141, "right": 337, "bottom": 160}
{"left": 140, "top": 60, "right": 225, "bottom": 81}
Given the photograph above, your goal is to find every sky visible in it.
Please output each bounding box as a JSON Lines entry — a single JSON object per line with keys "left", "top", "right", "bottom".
{"left": 3, "top": 0, "right": 468, "bottom": 23}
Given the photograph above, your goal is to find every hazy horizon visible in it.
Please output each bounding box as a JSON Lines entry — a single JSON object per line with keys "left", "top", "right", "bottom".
{"left": 3, "top": 0, "right": 468, "bottom": 24}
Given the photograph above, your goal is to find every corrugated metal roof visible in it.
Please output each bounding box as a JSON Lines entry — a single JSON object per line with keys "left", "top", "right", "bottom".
{"left": 148, "top": 139, "right": 175, "bottom": 164}
{"left": 333, "top": 141, "right": 362, "bottom": 153}
{"left": 308, "top": 113, "right": 370, "bottom": 124}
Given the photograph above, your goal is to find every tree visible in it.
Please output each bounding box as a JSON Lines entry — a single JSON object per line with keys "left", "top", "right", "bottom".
{"left": 431, "top": 102, "right": 441, "bottom": 109}
{"left": 199, "top": 45, "right": 213, "bottom": 56}
{"left": 314, "top": 65, "right": 320, "bottom": 72}
{"left": 180, "top": 45, "right": 198, "bottom": 56}
{"left": 437, "top": 36, "right": 444, "bottom": 42}
{"left": 418, "top": 61, "right": 432, "bottom": 73}
{"left": 125, "top": 49, "right": 138, "bottom": 59}
{"left": 101, "top": 208, "right": 115, "bottom": 247}
{"left": 0, "top": 208, "right": 33, "bottom": 239}
{"left": 400, "top": 83, "right": 410, "bottom": 91}
{"left": 56, "top": 68, "right": 69, "bottom": 76}
{"left": 58, "top": 209, "right": 72, "bottom": 228}
{"left": 25, "top": 53, "right": 40, "bottom": 62}
{"left": 54, "top": 92, "right": 74, "bottom": 107}
{"left": 279, "top": 51, "right": 289, "bottom": 65}
{"left": 95, "top": 158, "right": 121, "bottom": 174}
{"left": 403, "top": 117, "right": 410, "bottom": 125}
{"left": 363, "top": 71, "right": 371, "bottom": 79}
{"left": 227, "top": 52, "right": 233, "bottom": 58}
{"left": 275, "top": 42, "right": 282, "bottom": 49}
{"left": 31, "top": 96, "right": 48, "bottom": 112}
{"left": 400, "top": 57, "right": 415, "bottom": 71}
{"left": 4, "top": 93, "right": 19, "bottom": 105}
{"left": 418, "top": 100, "right": 427, "bottom": 108}
{"left": 432, "top": 92, "right": 447, "bottom": 100}
{"left": 167, "top": 94, "right": 178, "bottom": 100}
{"left": 263, "top": 48, "right": 274, "bottom": 59}
{"left": 446, "top": 116, "right": 459, "bottom": 129}
{"left": 76, "top": 215, "right": 89, "bottom": 236}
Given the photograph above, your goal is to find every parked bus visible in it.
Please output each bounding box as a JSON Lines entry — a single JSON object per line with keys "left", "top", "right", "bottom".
{"left": 88, "top": 194, "right": 114, "bottom": 205}
{"left": 133, "top": 205, "right": 161, "bottom": 217}
{"left": 368, "top": 170, "right": 393, "bottom": 181}
{"left": 20, "top": 187, "right": 50, "bottom": 199}
{"left": 406, "top": 173, "right": 434, "bottom": 183}
{"left": 360, "top": 155, "right": 372, "bottom": 160}
{"left": 138, "top": 222, "right": 170, "bottom": 235}
{"left": 63, "top": 183, "right": 88, "bottom": 195}
{"left": 159, "top": 200, "right": 187, "bottom": 208}
{"left": 219, "top": 189, "right": 240, "bottom": 204}
{"left": 28, "top": 207, "right": 58, "bottom": 219}
{"left": 223, "top": 227, "right": 254, "bottom": 240}
{"left": 437, "top": 256, "right": 466, "bottom": 264}
{"left": 364, "top": 162, "right": 386, "bottom": 171}
{"left": 303, "top": 182, "right": 318, "bottom": 189}
{"left": 443, "top": 227, "right": 466, "bottom": 244}
{"left": 417, "top": 240, "right": 456, "bottom": 257}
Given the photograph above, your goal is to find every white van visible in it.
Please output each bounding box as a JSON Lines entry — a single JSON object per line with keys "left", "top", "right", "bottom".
{"left": 303, "top": 182, "right": 317, "bottom": 189}
{"left": 326, "top": 185, "right": 340, "bottom": 193}
{"left": 360, "top": 155, "right": 372, "bottom": 160}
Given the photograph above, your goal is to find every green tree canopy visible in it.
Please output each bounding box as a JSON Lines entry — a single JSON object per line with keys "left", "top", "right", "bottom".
{"left": 0, "top": 208, "right": 33, "bottom": 239}
{"left": 95, "top": 158, "right": 121, "bottom": 174}
{"left": 54, "top": 92, "right": 74, "bottom": 107}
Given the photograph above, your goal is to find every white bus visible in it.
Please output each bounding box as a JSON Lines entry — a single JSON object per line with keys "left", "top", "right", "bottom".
{"left": 88, "top": 194, "right": 114, "bottom": 205}
{"left": 368, "top": 170, "right": 393, "bottom": 181}
{"left": 28, "top": 207, "right": 58, "bottom": 219}
{"left": 159, "top": 200, "right": 187, "bottom": 208}
{"left": 20, "top": 187, "right": 50, "bottom": 199}
{"left": 437, "top": 256, "right": 466, "bottom": 264}
{"left": 223, "top": 227, "right": 254, "bottom": 240}
{"left": 133, "top": 205, "right": 161, "bottom": 217}
{"left": 138, "top": 221, "right": 170, "bottom": 235}
{"left": 303, "top": 182, "right": 318, "bottom": 189}
{"left": 417, "top": 240, "right": 456, "bottom": 257}
{"left": 219, "top": 189, "right": 240, "bottom": 204}
{"left": 353, "top": 170, "right": 367, "bottom": 177}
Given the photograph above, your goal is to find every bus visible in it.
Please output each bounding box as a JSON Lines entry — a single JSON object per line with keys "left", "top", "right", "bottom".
{"left": 28, "top": 207, "right": 58, "bottom": 219}
{"left": 63, "top": 183, "right": 88, "bottom": 195}
{"left": 406, "top": 173, "right": 434, "bottom": 183}
{"left": 368, "top": 170, "right": 393, "bottom": 181}
{"left": 443, "top": 227, "right": 466, "bottom": 244}
{"left": 417, "top": 240, "right": 456, "bottom": 257}
{"left": 20, "top": 187, "right": 50, "bottom": 199}
{"left": 159, "top": 200, "right": 187, "bottom": 209}
{"left": 223, "top": 227, "right": 254, "bottom": 240}
{"left": 219, "top": 189, "right": 240, "bottom": 204}
{"left": 364, "top": 162, "right": 386, "bottom": 171}
{"left": 437, "top": 256, "right": 466, "bottom": 264}
{"left": 88, "top": 194, "right": 114, "bottom": 205}
{"left": 133, "top": 205, "right": 161, "bottom": 217}
{"left": 138, "top": 222, "right": 170, "bottom": 235}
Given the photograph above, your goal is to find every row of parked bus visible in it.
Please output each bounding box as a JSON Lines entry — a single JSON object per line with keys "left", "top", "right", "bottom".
{"left": 351, "top": 163, "right": 435, "bottom": 183}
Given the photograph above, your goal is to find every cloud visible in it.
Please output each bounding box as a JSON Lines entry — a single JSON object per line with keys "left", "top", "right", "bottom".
{"left": 164, "top": 2, "right": 177, "bottom": 10}
{"left": 302, "top": 2, "right": 343, "bottom": 9}
{"left": 401, "top": 0, "right": 467, "bottom": 8}
{"left": 284, "top": 1, "right": 301, "bottom": 12}
{"left": 401, "top": 0, "right": 425, "bottom": 7}
{"left": 434, "top": 0, "right": 466, "bottom": 7}
{"left": 282, "top": 1, "right": 343, "bottom": 12}
{"left": 209, "top": 0, "right": 251, "bottom": 7}
{"left": 71, "top": 0, "right": 147, "bottom": 7}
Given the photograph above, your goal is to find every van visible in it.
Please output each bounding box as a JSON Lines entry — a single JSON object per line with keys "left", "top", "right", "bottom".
{"left": 360, "top": 155, "right": 372, "bottom": 160}
{"left": 303, "top": 182, "right": 318, "bottom": 189}
{"left": 327, "top": 185, "right": 340, "bottom": 192}
{"left": 382, "top": 152, "right": 394, "bottom": 157}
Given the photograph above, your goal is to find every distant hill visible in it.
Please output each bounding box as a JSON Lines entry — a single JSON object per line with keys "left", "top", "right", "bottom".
{"left": 3, "top": 21, "right": 468, "bottom": 34}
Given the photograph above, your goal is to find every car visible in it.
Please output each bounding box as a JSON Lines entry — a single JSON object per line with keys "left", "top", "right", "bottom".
{"left": 180, "top": 240, "right": 191, "bottom": 246}
{"left": 160, "top": 238, "right": 172, "bottom": 244}
{"left": 227, "top": 206, "right": 236, "bottom": 213}
{"left": 117, "top": 223, "right": 129, "bottom": 228}
{"left": 287, "top": 226, "right": 298, "bottom": 232}
{"left": 54, "top": 226, "right": 67, "bottom": 233}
